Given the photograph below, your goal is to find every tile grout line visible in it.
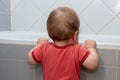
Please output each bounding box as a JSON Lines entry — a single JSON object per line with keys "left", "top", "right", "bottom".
{"left": 33, "top": 66, "right": 35, "bottom": 80}
{"left": 0, "top": 58, "right": 26, "bottom": 61}
{"left": 116, "top": 70, "right": 118, "bottom": 80}
{"left": 116, "top": 49, "right": 118, "bottom": 67}
{"left": 116, "top": 49, "right": 118, "bottom": 80}
{"left": 100, "top": 65, "right": 117, "bottom": 68}
{"left": 98, "top": 48, "right": 116, "bottom": 50}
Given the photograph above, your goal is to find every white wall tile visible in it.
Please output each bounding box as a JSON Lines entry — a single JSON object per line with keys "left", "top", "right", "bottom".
{"left": 0, "top": 0, "right": 10, "bottom": 31}
{"left": 117, "top": 12, "right": 120, "bottom": 19}
{"left": 27, "top": 16, "right": 48, "bottom": 33}
{"left": 10, "top": 0, "right": 120, "bottom": 35}
{"left": 32, "top": 0, "right": 58, "bottom": 14}
{"left": 45, "top": 0, "right": 69, "bottom": 17}
{"left": 80, "top": 17, "right": 95, "bottom": 34}
{"left": 101, "top": 0, "right": 120, "bottom": 15}
{"left": 11, "top": 0, "right": 22, "bottom": 11}
{"left": 65, "top": 0, "right": 94, "bottom": 14}
{"left": 11, "top": 0, "right": 43, "bottom": 31}
{"left": 100, "top": 17, "right": 120, "bottom": 35}
{"left": 80, "top": 0, "right": 115, "bottom": 34}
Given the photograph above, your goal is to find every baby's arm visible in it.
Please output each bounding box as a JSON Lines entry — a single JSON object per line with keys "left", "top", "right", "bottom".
{"left": 82, "top": 40, "right": 99, "bottom": 70}
{"left": 27, "top": 38, "right": 49, "bottom": 64}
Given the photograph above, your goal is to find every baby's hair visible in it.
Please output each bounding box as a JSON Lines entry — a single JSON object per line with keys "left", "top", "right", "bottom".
{"left": 47, "top": 7, "right": 80, "bottom": 41}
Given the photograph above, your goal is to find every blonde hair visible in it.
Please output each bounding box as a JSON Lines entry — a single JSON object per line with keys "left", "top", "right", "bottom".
{"left": 47, "top": 7, "right": 80, "bottom": 41}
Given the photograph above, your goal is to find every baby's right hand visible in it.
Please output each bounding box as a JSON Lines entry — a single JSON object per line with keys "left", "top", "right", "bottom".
{"left": 37, "top": 38, "right": 49, "bottom": 45}
{"left": 84, "top": 40, "right": 96, "bottom": 49}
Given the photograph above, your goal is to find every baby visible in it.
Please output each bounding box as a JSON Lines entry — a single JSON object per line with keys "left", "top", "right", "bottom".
{"left": 27, "top": 7, "right": 99, "bottom": 80}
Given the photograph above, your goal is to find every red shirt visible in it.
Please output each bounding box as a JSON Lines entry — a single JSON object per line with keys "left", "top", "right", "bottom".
{"left": 32, "top": 42, "right": 90, "bottom": 80}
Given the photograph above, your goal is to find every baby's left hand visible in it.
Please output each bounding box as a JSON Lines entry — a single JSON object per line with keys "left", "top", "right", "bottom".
{"left": 84, "top": 40, "right": 96, "bottom": 49}
{"left": 37, "top": 38, "right": 49, "bottom": 45}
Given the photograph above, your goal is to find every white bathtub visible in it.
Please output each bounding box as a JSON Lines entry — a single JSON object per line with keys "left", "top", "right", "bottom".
{"left": 0, "top": 31, "right": 120, "bottom": 49}
{"left": 0, "top": 31, "right": 49, "bottom": 45}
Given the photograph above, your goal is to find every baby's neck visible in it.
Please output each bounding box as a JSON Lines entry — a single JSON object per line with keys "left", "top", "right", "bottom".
{"left": 54, "top": 39, "right": 76, "bottom": 46}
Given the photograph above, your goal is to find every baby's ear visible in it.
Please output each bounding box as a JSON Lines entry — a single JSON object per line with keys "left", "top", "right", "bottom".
{"left": 73, "top": 31, "right": 79, "bottom": 43}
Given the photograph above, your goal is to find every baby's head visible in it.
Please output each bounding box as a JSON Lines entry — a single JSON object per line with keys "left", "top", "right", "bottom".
{"left": 47, "top": 7, "right": 80, "bottom": 41}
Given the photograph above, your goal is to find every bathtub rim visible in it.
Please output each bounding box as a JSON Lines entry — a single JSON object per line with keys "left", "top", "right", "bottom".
{"left": 0, "top": 31, "right": 120, "bottom": 49}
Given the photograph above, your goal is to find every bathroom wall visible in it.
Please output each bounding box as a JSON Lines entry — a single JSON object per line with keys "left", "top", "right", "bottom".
{"left": 0, "top": 0, "right": 10, "bottom": 31}
{"left": 11, "top": 0, "right": 120, "bottom": 35}
{"left": 0, "top": 0, "right": 120, "bottom": 80}
{"left": 0, "top": 44, "right": 120, "bottom": 80}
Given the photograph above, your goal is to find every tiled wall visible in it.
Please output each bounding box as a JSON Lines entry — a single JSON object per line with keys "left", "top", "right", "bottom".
{"left": 11, "top": 0, "right": 120, "bottom": 35}
{"left": 0, "top": 44, "right": 120, "bottom": 80}
{"left": 0, "top": 0, "right": 10, "bottom": 31}
{"left": 1, "top": 0, "right": 120, "bottom": 80}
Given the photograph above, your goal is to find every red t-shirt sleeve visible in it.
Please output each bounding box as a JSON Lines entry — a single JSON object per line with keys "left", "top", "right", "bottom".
{"left": 32, "top": 45, "right": 43, "bottom": 63}
{"left": 78, "top": 46, "right": 90, "bottom": 65}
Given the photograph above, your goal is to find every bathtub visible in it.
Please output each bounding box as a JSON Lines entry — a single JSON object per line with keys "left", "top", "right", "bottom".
{"left": 0, "top": 31, "right": 120, "bottom": 49}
